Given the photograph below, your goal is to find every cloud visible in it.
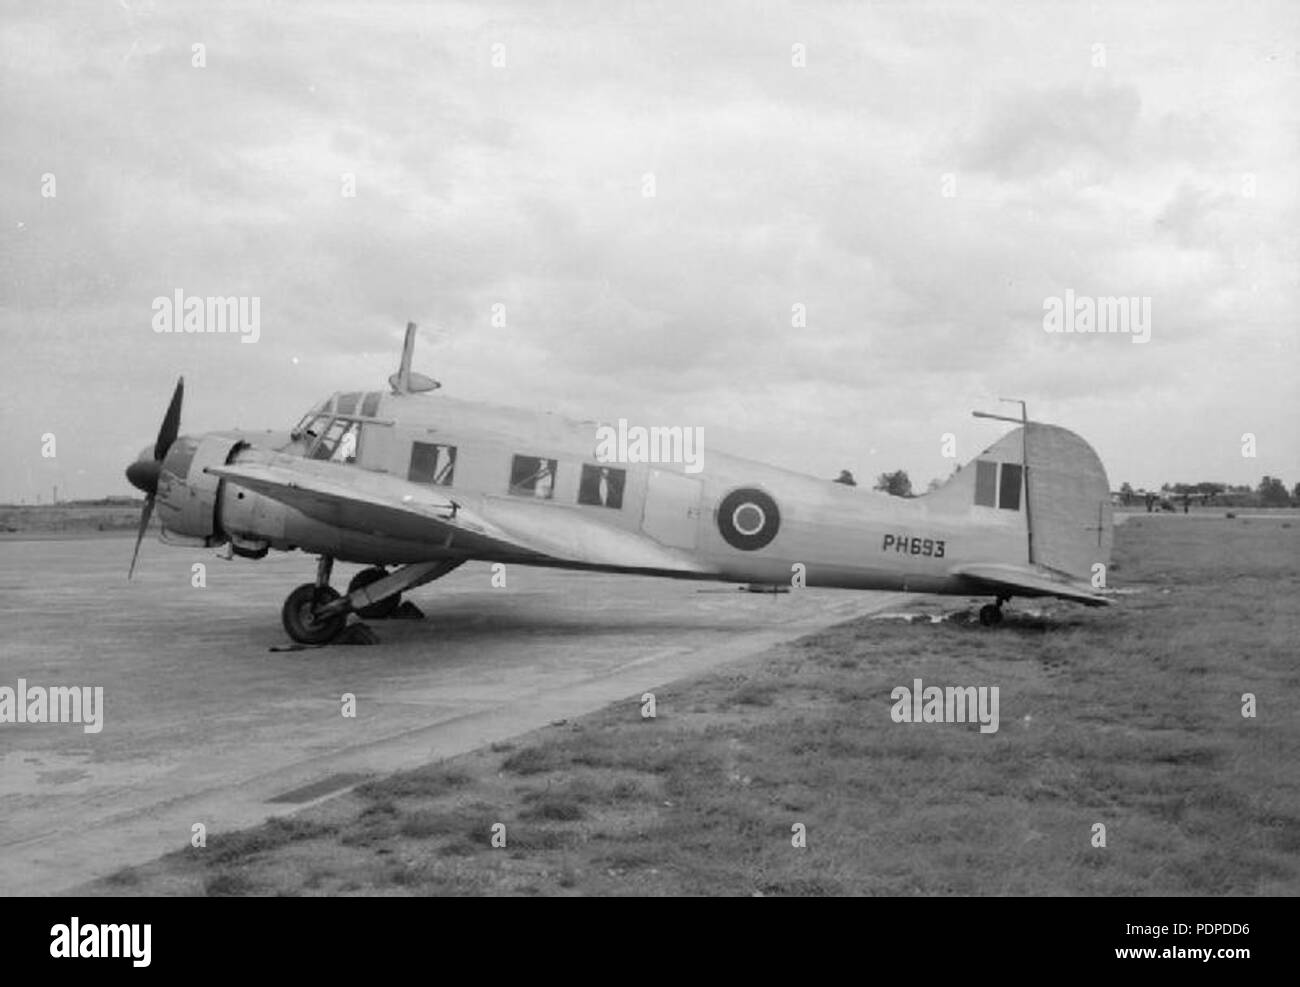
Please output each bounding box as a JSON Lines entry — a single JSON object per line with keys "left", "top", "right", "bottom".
{"left": 0, "top": 0, "right": 1296, "bottom": 503}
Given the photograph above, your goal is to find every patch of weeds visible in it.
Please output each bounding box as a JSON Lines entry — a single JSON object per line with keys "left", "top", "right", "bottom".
{"left": 399, "top": 810, "right": 466, "bottom": 839}
{"left": 356, "top": 765, "right": 473, "bottom": 801}
{"left": 205, "top": 871, "right": 254, "bottom": 896}
{"left": 207, "top": 816, "right": 338, "bottom": 865}
{"left": 103, "top": 867, "right": 140, "bottom": 887}
{"left": 502, "top": 746, "right": 567, "bottom": 775}
{"left": 360, "top": 797, "right": 398, "bottom": 817}
{"left": 520, "top": 794, "right": 586, "bottom": 822}
{"left": 730, "top": 681, "right": 779, "bottom": 707}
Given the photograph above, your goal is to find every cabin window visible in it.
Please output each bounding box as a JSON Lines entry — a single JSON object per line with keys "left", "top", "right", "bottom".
{"left": 578, "top": 464, "right": 625, "bottom": 509}
{"left": 361, "top": 392, "right": 382, "bottom": 417}
{"left": 999, "top": 463, "right": 1023, "bottom": 510}
{"left": 510, "top": 455, "right": 557, "bottom": 499}
{"left": 335, "top": 392, "right": 361, "bottom": 415}
{"left": 409, "top": 442, "right": 456, "bottom": 486}
{"left": 974, "top": 460, "right": 997, "bottom": 507}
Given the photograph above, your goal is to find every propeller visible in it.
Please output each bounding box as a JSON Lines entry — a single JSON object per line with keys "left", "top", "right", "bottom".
{"left": 125, "top": 377, "right": 184, "bottom": 578}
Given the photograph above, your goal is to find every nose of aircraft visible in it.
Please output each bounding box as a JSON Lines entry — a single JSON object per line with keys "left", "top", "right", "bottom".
{"left": 125, "top": 446, "right": 161, "bottom": 496}
{"left": 126, "top": 377, "right": 184, "bottom": 578}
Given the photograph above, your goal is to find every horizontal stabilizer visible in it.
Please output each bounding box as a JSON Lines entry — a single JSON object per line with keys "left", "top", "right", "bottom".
{"left": 950, "top": 562, "right": 1111, "bottom": 607}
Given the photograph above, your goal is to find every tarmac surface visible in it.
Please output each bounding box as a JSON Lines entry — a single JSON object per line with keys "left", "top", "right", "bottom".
{"left": 0, "top": 536, "right": 906, "bottom": 895}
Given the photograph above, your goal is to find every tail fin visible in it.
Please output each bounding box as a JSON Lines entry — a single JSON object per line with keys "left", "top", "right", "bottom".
{"left": 922, "top": 423, "right": 1113, "bottom": 582}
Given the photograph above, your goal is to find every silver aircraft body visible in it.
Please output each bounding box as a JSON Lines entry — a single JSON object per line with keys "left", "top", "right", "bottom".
{"left": 125, "top": 325, "right": 1113, "bottom": 643}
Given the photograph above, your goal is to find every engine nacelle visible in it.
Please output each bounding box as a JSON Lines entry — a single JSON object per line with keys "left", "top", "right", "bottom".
{"left": 154, "top": 434, "right": 244, "bottom": 544}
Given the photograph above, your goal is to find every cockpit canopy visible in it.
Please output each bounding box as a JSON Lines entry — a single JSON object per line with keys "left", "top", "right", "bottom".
{"left": 290, "top": 390, "right": 388, "bottom": 463}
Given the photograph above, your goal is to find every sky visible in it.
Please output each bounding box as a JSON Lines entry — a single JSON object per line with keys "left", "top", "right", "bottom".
{"left": 1, "top": 0, "right": 1296, "bottom": 503}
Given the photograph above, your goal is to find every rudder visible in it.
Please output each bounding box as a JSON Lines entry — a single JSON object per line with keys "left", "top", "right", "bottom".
{"left": 1023, "top": 423, "right": 1113, "bottom": 582}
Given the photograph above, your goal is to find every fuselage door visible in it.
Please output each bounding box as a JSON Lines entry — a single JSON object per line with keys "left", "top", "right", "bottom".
{"left": 641, "top": 469, "right": 701, "bottom": 550}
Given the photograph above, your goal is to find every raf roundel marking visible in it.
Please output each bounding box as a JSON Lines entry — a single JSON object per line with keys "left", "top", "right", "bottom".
{"left": 717, "top": 487, "right": 780, "bottom": 550}
{"left": 733, "top": 503, "right": 765, "bottom": 536}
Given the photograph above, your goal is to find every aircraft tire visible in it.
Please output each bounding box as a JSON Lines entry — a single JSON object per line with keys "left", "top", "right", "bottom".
{"left": 978, "top": 603, "right": 1003, "bottom": 626}
{"left": 282, "top": 583, "right": 347, "bottom": 644}
{"left": 347, "top": 567, "right": 401, "bottom": 619}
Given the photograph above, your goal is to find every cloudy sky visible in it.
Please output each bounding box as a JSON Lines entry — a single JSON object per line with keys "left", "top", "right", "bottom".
{"left": 1, "top": 0, "right": 1296, "bottom": 503}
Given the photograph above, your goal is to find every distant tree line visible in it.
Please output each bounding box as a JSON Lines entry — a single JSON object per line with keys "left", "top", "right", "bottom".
{"left": 874, "top": 470, "right": 914, "bottom": 497}
{"left": 1117, "top": 477, "right": 1296, "bottom": 508}
{"left": 870, "top": 472, "right": 1297, "bottom": 507}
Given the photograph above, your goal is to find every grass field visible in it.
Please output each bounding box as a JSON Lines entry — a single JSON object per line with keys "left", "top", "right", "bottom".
{"left": 85, "top": 515, "right": 1299, "bottom": 896}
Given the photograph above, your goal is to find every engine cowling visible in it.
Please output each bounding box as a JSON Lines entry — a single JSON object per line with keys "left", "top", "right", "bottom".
{"left": 153, "top": 434, "right": 244, "bottom": 544}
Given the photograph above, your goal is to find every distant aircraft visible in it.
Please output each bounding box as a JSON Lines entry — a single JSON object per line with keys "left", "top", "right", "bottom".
{"left": 125, "top": 324, "right": 1114, "bottom": 643}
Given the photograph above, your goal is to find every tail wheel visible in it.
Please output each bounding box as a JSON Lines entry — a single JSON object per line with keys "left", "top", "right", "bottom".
{"left": 347, "top": 566, "right": 401, "bottom": 619}
{"left": 978, "top": 603, "right": 1003, "bottom": 627}
{"left": 282, "top": 583, "right": 347, "bottom": 644}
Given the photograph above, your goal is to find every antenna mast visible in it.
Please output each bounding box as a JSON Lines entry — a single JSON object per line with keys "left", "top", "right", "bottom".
{"left": 388, "top": 321, "right": 441, "bottom": 394}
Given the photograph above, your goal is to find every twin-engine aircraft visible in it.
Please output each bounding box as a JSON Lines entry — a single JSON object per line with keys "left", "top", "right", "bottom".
{"left": 125, "top": 324, "right": 1114, "bottom": 644}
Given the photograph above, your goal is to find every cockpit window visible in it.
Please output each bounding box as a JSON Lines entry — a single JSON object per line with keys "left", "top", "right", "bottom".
{"left": 310, "top": 418, "right": 358, "bottom": 462}
{"left": 288, "top": 391, "right": 388, "bottom": 462}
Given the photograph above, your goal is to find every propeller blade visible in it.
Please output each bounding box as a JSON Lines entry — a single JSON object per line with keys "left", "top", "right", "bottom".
{"left": 128, "top": 495, "right": 155, "bottom": 580}
{"left": 154, "top": 377, "right": 184, "bottom": 461}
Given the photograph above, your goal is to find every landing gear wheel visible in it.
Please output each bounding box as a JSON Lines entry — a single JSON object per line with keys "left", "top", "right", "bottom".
{"left": 979, "top": 603, "right": 1004, "bottom": 627}
{"left": 347, "top": 566, "right": 400, "bottom": 619}
{"left": 282, "top": 583, "right": 347, "bottom": 644}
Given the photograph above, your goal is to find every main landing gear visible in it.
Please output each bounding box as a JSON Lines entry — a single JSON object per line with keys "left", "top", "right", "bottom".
{"left": 978, "top": 594, "right": 1011, "bottom": 627}
{"left": 282, "top": 557, "right": 347, "bottom": 645}
{"left": 347, "top": 566, "right": 401, "bottom": 619}
{"left": 977, "top": 595, "right": 1013, "bottom": 624}
{"left": 280, "top": 556, "right": 464, "bottom": 645}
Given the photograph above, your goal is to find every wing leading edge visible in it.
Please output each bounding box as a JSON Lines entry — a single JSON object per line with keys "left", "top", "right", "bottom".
{"left": 207, "top": 457, "right": 710, "bottom": 574}
{"left": 208, "top": 459, "right": 533, "bottom": 555}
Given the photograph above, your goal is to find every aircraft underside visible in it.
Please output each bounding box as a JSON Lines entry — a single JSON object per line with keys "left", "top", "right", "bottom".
{"left": 271, "top": 546, "right": 1046, "bottom": 644}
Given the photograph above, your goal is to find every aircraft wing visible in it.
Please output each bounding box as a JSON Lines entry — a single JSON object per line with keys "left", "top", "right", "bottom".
{"left": 208, "top": 460, "right": 536, "bottom": 556}
{"left": 949, "top": 562, "right": 1112, "bottom": 607}
{"left": 208, "top": 458, "right": 710, "bottom": 574}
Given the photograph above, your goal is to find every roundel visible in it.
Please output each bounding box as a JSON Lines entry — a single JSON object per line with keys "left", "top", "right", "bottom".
{"left": 717, "top": 487, "right": 781, "bottom": 551}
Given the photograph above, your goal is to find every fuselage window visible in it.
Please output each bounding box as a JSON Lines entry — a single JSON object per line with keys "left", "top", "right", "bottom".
{"left": 998, "top": 463, "right": 1023, "bottom": 511}
{"left": 974, "top": 460, "right": 997, "bottom": 507}
{"left": 361, "top": 392, "right": 382, "bottom": 418}
{"left": 510, "top": 455, "right": 557, "bottom": 499}
{"left": 409, "top": 442, "right": 456, "bottom": 486}
{"left": 578, "top": 464, "right": 625, "bottom": 508}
